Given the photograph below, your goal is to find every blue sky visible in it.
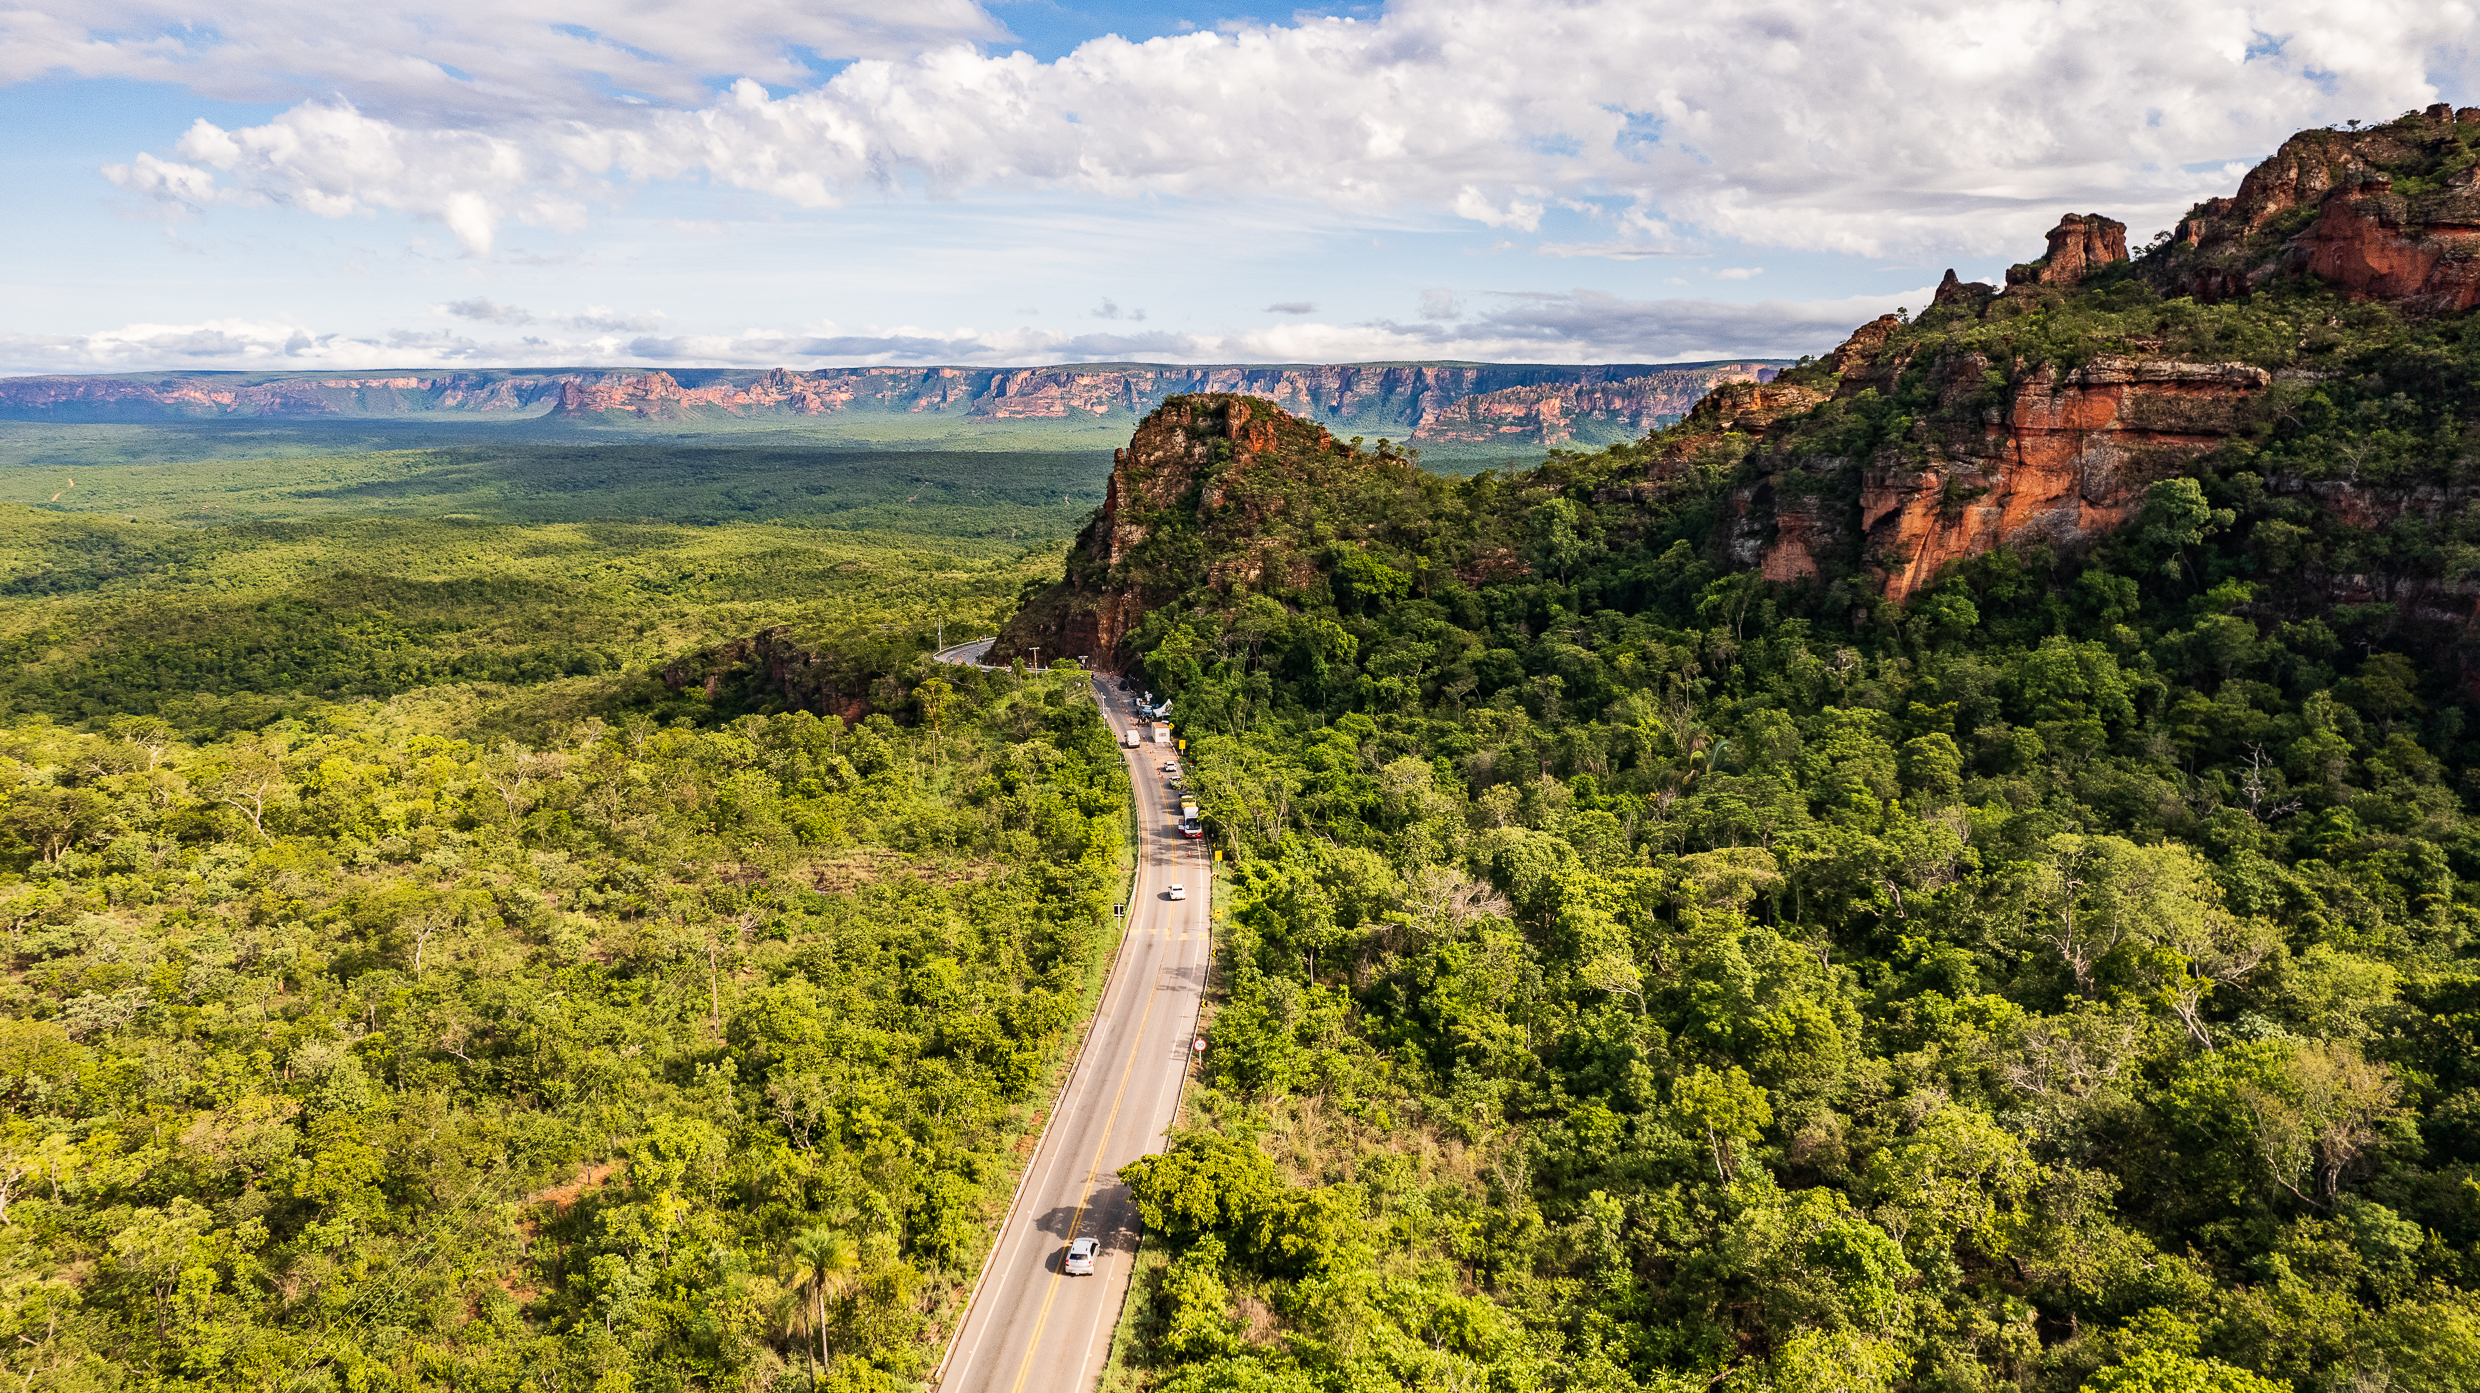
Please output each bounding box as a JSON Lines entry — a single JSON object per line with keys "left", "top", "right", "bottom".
{"left": 2, "top": 0, "right": 2472, "bottom": 373}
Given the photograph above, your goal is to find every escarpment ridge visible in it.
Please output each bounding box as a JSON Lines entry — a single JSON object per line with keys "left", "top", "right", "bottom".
{"left": 0, "top": 360, "right": 1777, "bottom": 449}
{"left": 1641, "top": 102, "right": 2480, "bottom": 607}
{"left": 1004, "top": 107, "right": 2480, "bottom": 685}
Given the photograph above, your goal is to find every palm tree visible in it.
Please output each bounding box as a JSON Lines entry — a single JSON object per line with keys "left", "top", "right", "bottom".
{"left": 780, "top": 1225, "right": 860, "bottom": 1386}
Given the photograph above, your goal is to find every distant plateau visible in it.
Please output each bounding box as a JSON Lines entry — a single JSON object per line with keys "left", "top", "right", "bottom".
{"left": 0, "top": 360, "right": 1784, "bottom": 452}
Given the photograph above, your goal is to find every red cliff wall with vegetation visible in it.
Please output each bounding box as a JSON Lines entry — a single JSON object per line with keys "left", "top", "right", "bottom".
{"left": 1640, "top": 107, "right": 2480, "bottom": 604}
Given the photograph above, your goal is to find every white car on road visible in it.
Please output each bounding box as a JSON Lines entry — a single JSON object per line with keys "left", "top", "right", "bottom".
{"left": 1065, "top": 1237, "right": 1098, "bottom": 1275}
{"left": 1167, "top": 884, "right": 1187, "bottom": 901}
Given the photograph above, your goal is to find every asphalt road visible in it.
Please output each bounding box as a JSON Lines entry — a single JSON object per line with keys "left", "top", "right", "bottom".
{"left": 935, "top": 680, "right": 1209, "bottom": 1393}
{"left": 933, "top": 637, "right": 999, "bottom": 668}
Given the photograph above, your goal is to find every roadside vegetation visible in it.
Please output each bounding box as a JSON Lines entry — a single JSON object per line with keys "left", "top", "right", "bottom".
{"left": 1103, "top": 377, "right": 2480, "bottom": 1390}
{"left": 0, "top": 436, "right": 1128, "bottom": 1389}
{"left": 9, "top": 256, "right": 2480, "bottom": 1393}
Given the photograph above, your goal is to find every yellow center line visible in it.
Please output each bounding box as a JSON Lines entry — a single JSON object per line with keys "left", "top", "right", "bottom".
{"left": 1004, "top": 912, "right": 1168, "bottom": 1393}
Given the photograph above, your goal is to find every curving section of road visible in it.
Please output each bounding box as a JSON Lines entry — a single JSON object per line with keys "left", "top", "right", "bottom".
{"left": 934, "top": 670, "right": 1208, "bottom": 1393}
{"left": 932, "top": 637, "right": 1000, "bottom": 668}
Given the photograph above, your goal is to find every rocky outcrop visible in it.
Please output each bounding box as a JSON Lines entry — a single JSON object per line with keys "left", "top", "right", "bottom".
{"left": 1655, "top": 108, "right": 2480, "bottom": 605}
{"left": 1707, "top": 311, "right": 2274, "bottom": 603}
{"left": 2156, "top": 104, "right": 2480, "bottom": 308}
{"left": 1827, "top": 315, "right": 1904, "bottom": 374}
{"left": 1932, "top": 270, "right": 1998, "bottom": 311}
{"left": 2005, "top": 214, "right": 2129, "bottom": 289}
{"left": 0, "top": 361, "right": 1785, "bottom": 443}
{"left": 1854, "top": 355, "right": 2271, "bottom": 601}
{"left": 1587, "top": 375, "right": 1828, "bottom": 507}
{"left": 1000, "top": 396, "right": 1319, "bottom": 668}
{"left": 2286, "top": 173, "right": 2480, "bottom": 312}
{"left": 995, "top": 395, "right": 1429, "bottom": 670}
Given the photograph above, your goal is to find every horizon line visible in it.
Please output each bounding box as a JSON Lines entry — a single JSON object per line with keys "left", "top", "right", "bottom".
{"left": 0, "top": 357, "right": 1799, "bottom": 383}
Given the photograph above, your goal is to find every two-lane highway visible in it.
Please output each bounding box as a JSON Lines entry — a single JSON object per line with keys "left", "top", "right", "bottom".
{"left": 936, "top": 679, "right": 1208, "bottom": 1393}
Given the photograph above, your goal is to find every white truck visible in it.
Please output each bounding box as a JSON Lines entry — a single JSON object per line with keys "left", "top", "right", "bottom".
{"left": 1151, "top": 721, "right": 1172, "bottom": 745}
{"left": 1122, "top": 727, "right": 1141, "bottom": 748}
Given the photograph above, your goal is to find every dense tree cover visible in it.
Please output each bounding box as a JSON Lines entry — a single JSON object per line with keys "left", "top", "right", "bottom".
{"left": 0, "top": 503, "right": 1058, "bottom": 737}
{"left": 1104, "top": 372, "right": 2480, "bottom": 1388}
{"left": 0, "top": 430, "right": 1113, "bottom": 538}
{"left": 0, "top": 663, "right": 1129, "bottom": 1390}
{"left": 9, "top": 272, "right": 2480, "bottom": 1393}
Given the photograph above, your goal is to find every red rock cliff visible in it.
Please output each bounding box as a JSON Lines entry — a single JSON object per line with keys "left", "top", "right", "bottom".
{"left": 2005, "top": 214, "right": 2129, "bottom": 289}
{"left": 995, "top": 396, "right": 1332, "bottom": 668}
{"left": 2160, "top": 103, "right": 2480, "bottom": 310}
{"left": 1854, "top": 354, "right": 2270, "bottom": 600}
{"left": 1411, "top": 364, "right": 1777, "bottom": 445}
{"left": 994, "top": 394, "right": 1431, "bottom": 670}
{"left": 1702, "top": 311, "right": 2273, "bottom": 603}
{"left": 1660, "top": 108, "right": 2480, "bottom": 605}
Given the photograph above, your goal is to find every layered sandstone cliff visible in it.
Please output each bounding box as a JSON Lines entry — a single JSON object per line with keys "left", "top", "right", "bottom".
{"left": 1693, "top": 216, "right": 2277, "bottom": 602}
{"left": 1797, "top": 352, "right": 2267, "bottom": 597}
{"left": 1647, "top": 106, "right": 2480, "bottom": 604}
{"left": 0, "top": 371, "right": 567, "bottom": 419}
{"left": 0, "top": 361, "right": 1782, "bottom": 446}
{"left": 2156, "top": 103, "right": 2480, "bottom": 311}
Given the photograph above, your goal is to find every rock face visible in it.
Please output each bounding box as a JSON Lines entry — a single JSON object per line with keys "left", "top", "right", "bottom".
{"left": 1932, "top": 270, "right": 1998, "bottom": 310}
{"left": 1854, "top": 355, "right": 2270, "bottom": 600}
{"left": 1647, "top": 109, "right": 2480, "bottom": 604}
{"left": 0, "top": 361, "right": 1783, "bottom": 445}
{"left": 2005, "top": 214, "right": 2129, "bottom": 289}
{"left": 0, "top": 372, "right": 561, "bottom": 420}
{"left": 1704, "top": 316, "right": 2273, "bottom": 603}
{"left": 996, "top": 394, "right": 1426, "bottom": 670}
{"left": 536, "top": 362, "right": 1781, "bottom": 446}
{"left": 2158, "top": 104, "right": 2480, "bottom": 310}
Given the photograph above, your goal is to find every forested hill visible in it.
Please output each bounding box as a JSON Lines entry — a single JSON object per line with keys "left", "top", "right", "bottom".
{"left": 1004, "top": 106, "right": 2480, "bottom": 1393}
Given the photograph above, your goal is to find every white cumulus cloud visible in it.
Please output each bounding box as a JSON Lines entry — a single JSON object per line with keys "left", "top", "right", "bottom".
{"left": 67, "top": 0, "right": 2480, "bottom": 259}
{"left": 0, "top": 288, "right": 1925, "bottom": 376}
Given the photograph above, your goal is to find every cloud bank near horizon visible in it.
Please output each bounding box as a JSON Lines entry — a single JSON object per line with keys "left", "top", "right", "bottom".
{"left": 0, "top": 288, "right": 1925, "bottom": 377}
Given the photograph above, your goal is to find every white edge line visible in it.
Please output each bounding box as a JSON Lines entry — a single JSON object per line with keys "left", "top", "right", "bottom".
{"left": 930, "top": 676, "right": 1144, "bottom": 1391}
{"left": 1078, "top": 772, "right": 1215, "bottom": 1393}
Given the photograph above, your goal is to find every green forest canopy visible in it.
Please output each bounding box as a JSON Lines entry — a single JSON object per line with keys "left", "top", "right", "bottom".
{"left": 5, "top": 272, "right": 2480, "bottom": 1393}
{"left": 1093, "top": 272, "right": 2480, "bottom": 1393}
